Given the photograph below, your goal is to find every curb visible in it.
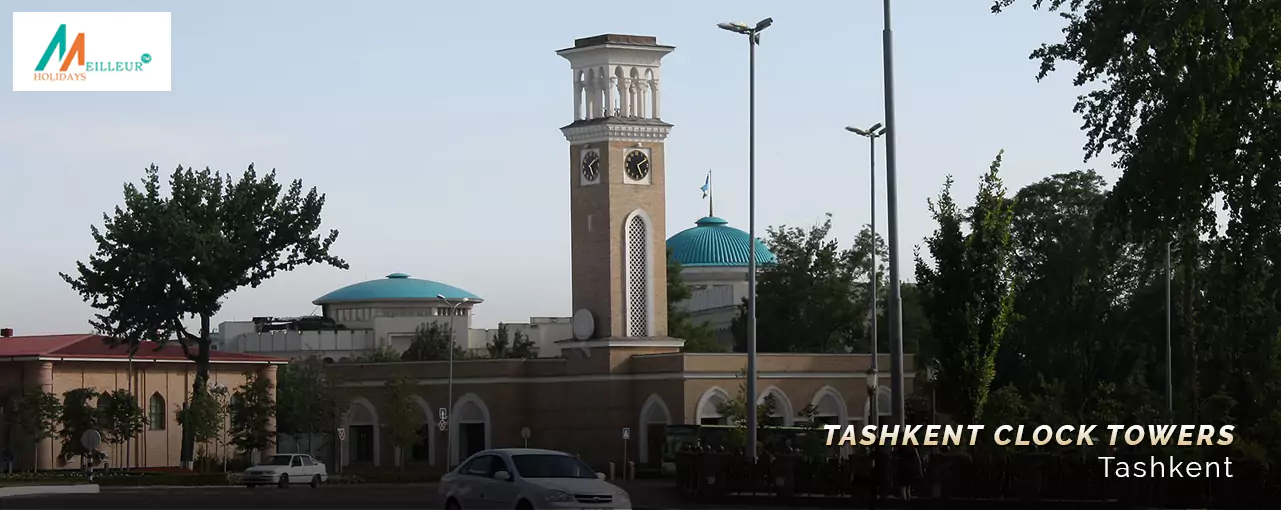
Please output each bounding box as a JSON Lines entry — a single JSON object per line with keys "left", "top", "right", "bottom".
{"left": 0, "top": 484, "right": 100, "bottom": 498}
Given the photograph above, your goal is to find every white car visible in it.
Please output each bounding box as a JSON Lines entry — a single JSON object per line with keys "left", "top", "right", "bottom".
{"left": 440, "top": 448, "right": 631, "bottom": 510}
{"left": 242, "top": 453, "right": 328, "bottom": 489}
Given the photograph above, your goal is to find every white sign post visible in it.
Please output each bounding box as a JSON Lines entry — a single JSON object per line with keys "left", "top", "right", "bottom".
{"left": 520, "top": 427, "right": 531, "bottom": 448}
{"left": 80, "top": 430, "right": 102, "bottom": 480}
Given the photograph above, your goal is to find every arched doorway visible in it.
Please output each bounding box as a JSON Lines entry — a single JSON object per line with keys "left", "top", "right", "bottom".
{"left": 409, "top": 396, "right": 436, "bottom": 467}
{"left": 342, "top": 397, "right": 380, "bottom": 467}
{"left": 449, "top": 393, "right": 491, "bottom": 466}
{"left": 695, "top": 387, "right": 731, "bottom": 425}
{"left": 809, "top": 386, "right": 849, "bottom": 426}
{"left": 637, "top": 394, "right": 672, "bottom": 465}
{"left": 758, "top": 386, "right": 795, "bottom": 426}
{"left": 863, "top": 386, "right": 893, "bottom": 424}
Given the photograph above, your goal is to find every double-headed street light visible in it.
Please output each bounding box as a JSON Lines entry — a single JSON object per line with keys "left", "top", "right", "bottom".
{"left": 846, "top": 123, "right": 886, "bottom": 432}
{"left": 437, "top": 294, "right": 469, "bottom": 466}
{"left": 718, "top": 16, "right": 772, "bottom": 462}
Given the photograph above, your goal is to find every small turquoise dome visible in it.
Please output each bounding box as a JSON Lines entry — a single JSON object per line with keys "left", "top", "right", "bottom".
{"left": 312, "top": 273, "right": 482, "bottom": 305}
{"left": 666, "top": 217, "right": 778, "bottom": 267}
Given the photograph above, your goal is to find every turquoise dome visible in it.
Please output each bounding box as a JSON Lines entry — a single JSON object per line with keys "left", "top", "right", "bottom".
{"left": 312, "top": 273, "right": 482, "bottom": 305}
{"left": 666, "top": 217, "right": 778, "bottom": 267}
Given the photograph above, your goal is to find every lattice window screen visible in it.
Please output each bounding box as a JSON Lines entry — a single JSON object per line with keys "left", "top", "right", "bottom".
{"left": 626, "top": 215, "right": 649, "bottom": 337}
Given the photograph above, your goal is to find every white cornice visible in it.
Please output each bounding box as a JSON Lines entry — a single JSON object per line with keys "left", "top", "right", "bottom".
{"left": 562, "top": 122, "right": 671, "bottom": 144}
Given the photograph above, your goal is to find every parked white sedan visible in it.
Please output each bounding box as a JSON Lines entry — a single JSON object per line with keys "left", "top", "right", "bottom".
{"left": 242, "top": 454, "right": 328, "bottom": 488}
{"left": 440, "top": 448, "right": 631, "bottom": 510}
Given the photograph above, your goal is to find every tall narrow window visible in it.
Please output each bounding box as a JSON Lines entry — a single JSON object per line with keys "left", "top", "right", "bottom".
{"left": 625, "top": 213, "right": 650, "bottom": 337}
{"left": 148, "top": 392, "right": 166, "bottom": 430}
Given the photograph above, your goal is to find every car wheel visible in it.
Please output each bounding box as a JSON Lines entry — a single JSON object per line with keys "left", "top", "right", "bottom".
{"left": 278, "top": 474, "right": 290, "bottom": 488}
{"left": 310, "top": 474, "right": 321, "bottom": 488}
{"left": 445, "top": 498, "right": 462, "bottom": 510}
{"left": 515, "top": 500, "right": 534, "bottom": 510}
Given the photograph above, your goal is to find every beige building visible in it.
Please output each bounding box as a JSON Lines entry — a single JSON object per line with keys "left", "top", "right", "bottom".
{"left": 0, "top": 333, "right": 287, "bottom": 471}
{"left": 325, "top": 33, "right": 914, "bottom": 472}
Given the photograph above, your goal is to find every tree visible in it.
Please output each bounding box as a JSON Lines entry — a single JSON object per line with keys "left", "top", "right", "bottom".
{"left": 715, "top": 369, "right": 781, "bottom": 455}
{"left": 3, "top": 389, "right": 62, "bottom": 468}
{"left": 665, "top": 248, "right": 722, "bottom": 352}
{"left": 98, "top": 389, "right": 146, "bottom": 448}
{"left": 729, "top": 215, "right": 859, "bottom": 353}
{"left": 176, "top": 385, "right": 228, "bottom": 458}
{"left": 403, "top": 322, "right": 466, "bottom": 361}
{"left": 354, "top": 342, "right": 402, "bottom": 363}
{"left": 487, "top": 324, "right": 538, "bottom": 359}
{"left": 277, "top": 357, "right": 345, "bottom": 449}
{"left": 228, "top": 373, "right": 276, "bottom": 455}
{"left": 382, "top": 375, "right": 421, "bottom": 469}
{"left": 57, "top": 388, "right": 101, "bottom": 463}
{"left": 915, "top": 152, "right": 1018, "bottom": 423}
{"left": 60, "top": 164, "right": 347, "bottom": 463}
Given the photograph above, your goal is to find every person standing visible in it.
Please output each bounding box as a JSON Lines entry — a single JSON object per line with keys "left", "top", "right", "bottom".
{"left": 896, "top": 444, "right": 923, "bottom": 501}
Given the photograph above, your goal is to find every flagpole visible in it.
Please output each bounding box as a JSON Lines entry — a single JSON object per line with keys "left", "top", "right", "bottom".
{"left": 708, "top": 170, "right": 714, "bottom": 217}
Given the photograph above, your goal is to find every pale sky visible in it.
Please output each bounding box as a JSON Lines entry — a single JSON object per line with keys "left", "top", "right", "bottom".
{"left": 0, "top": 1, "right": 1117, "bottom": 333}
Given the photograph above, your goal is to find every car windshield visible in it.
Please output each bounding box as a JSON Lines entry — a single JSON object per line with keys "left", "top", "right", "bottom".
{"left": 511, "top": 454, "right": 596, "bottom": 479}
{"left": 262, "top": 455, "right": 293, "bottom": 466}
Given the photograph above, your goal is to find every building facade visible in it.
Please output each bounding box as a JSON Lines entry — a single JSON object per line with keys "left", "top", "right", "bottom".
{"left": 323, "top": 33, "right": 912, "bottom": 471}
{"left": 0, "top": 334, "right": 287, "bottom": 471}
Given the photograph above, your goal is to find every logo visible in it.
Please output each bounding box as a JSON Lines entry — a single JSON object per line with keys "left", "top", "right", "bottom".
{"left": 13, "top": 12, "right": 171, "bottom": 92}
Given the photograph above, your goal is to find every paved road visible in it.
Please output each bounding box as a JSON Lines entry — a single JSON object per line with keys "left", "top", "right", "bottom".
{"left": 0, "top": 484, "right": 450, "bottom": 509}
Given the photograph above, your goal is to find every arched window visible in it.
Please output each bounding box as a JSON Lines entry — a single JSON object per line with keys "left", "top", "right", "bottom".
{"left": 97, "top": 394, "right": 112, "bottom": 412}
{"left": 148, "top": 392, "right": 166, "bottom": 430}
{"left": 624, "top": 211, "right": 651, "bottom": 337}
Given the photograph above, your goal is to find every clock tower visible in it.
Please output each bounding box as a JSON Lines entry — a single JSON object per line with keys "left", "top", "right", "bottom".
{"left": 558, "top": 34, "right": 673, "bottom": 339}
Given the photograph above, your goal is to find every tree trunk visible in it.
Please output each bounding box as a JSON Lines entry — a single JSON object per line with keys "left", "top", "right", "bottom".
{"left": 181, "top": 314, "right": 215, "bottom": 470}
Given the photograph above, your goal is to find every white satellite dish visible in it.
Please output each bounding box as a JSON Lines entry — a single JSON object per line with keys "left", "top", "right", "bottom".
{"left": 572, "top": 309, "right": 594, "bottom": 341}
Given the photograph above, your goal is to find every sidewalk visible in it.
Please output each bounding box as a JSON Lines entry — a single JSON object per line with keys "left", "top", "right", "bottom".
{"left": 615, "top": 479, "right": 1137, "bottom": 509}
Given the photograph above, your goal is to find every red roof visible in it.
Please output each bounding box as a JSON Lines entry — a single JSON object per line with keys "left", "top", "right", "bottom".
{"left": 0, "top": 334, "right": 288, "bottom": 364}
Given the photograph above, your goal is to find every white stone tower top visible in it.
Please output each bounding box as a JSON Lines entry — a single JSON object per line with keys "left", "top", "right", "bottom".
{"left": 557, "top": 34, "right": 674, "bottom": 139}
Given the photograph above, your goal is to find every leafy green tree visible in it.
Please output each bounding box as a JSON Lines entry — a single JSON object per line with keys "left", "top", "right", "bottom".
{"left": 3, "top": 389, "right": 62, "bottom": 468}
{"left": 98, "top": 389, "right": 146, "bottom": 448}
{"left": 228, "top": 373, "right": 276, "bottom": 455}
{"left": 729, "top": 215, "right": 859, "bottom": 353}
{"left": 382, "top": 375, "right": 421, "bottom": 469}
{"left": 487, "top": 324, "right": 538, "bottom": 358}
{"left": 57, "top": 389, "right": 101, "bottom": 462}
{"left": 59, "top": 164, "right": 347, "bottom": 462}
{"left": 915, "top": 153, "right": 1018, "bottom": 423}
{"left": 277, "top": 357, "right": 345, "bottom": 449}
{"left": 715, "top": 369, "right": 781, "bottom": 455}
{"left": 176, "top": 385, "right": 228, "bottom": 456}
{"left": 354, "top": 342, "right": 403, "bottom": 363}
{"left": 403, "top": 323, "right": 466, "bottom": 361}
{"left": 665, "top": 248, "right": 721, "bottom": 352}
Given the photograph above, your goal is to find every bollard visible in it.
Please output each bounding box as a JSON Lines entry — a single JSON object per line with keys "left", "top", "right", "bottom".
{"left": 627, "top": 461, "right": 635, "bottom": 480}
{"left": 607, "top": 462, "right": 615, "bottom": 480}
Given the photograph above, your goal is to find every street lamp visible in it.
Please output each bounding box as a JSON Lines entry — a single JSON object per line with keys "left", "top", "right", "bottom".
{"left": 846, "top": 123, "right": 886, "bottom": 400}
{"left": 718, "top": 16, "right": 772, "bottom": 462}
{"left": 437, "top": 294, "right": 469, "bottom": 466}
{"left": 865, "top": 368, "right": 880, "bottom": 427}
{"left": 879, "top": 0, "right": 908, "bottom": 429}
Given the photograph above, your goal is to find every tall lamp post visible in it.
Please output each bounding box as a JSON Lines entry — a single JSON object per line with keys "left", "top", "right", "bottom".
{"left": 845, "top": 122, "right": 886, "bottom": 387}
{"left": 879, "top": 0, "right": 907, "bottom": 428}
{"left": 437, "top": 294, "right": 469, "bottom": 466}
{"left": 717, "top": 16, "right": 773, "bottom": 462}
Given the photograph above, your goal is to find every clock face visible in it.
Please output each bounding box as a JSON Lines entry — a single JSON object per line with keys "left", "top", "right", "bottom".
{"left": 581, "top": 151, "right": 600, "bottom": 182}
{"left": 624, "top": 150, "right": 650, "bottom": 181}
